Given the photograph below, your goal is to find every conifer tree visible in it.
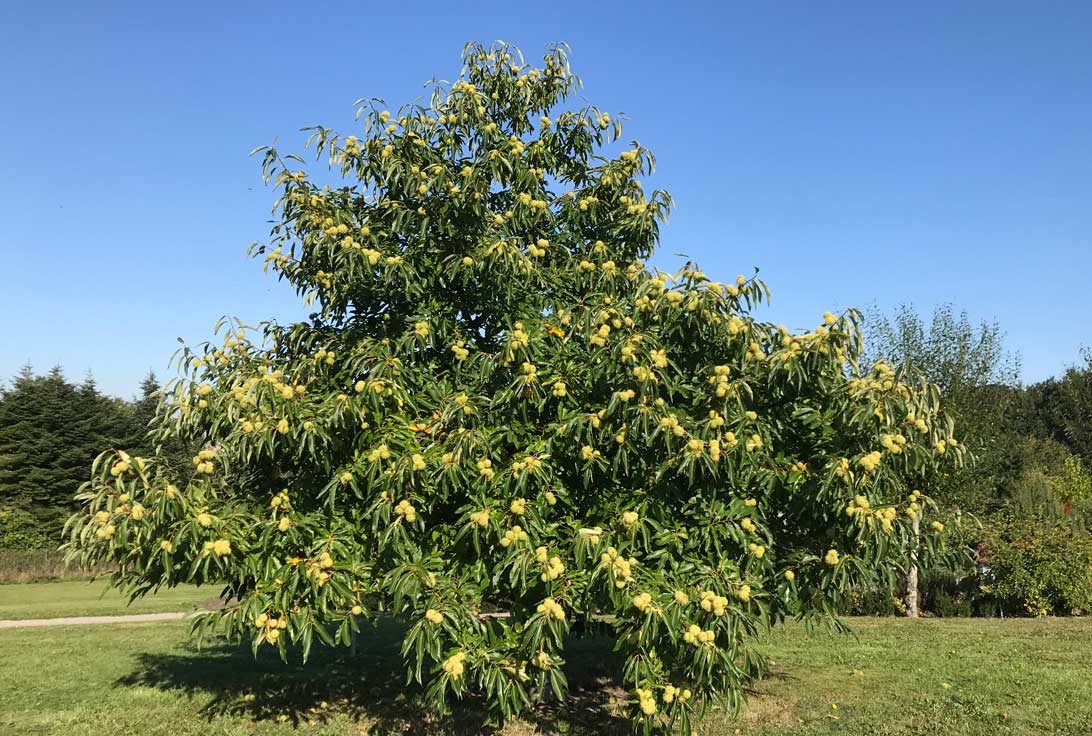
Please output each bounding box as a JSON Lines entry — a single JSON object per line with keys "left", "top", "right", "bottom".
{"left": 0, "top": 367, "right": 136, "bottom": 542}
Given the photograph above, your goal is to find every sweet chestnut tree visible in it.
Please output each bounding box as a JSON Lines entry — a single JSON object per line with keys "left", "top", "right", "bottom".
{"left": 66, "top": 41, "right": 966, "bottom": 734}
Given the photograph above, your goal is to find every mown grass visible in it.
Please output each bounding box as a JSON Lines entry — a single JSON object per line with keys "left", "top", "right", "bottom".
{"left": 1, "top": 615, "right": 1091, "bottom": 735}
{"left": 0, "top": 580, "right": 210, "bottom": 620}
{"left": 733, "top": 617, "right": 1092, "bottom": 735}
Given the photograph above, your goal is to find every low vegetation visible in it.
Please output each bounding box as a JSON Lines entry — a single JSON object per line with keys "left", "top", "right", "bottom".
{"left": 0, "top": 549, "right": 115, "bottom": 584}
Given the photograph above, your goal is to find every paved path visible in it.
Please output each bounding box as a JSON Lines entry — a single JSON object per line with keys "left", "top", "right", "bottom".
{"left": 0, "top": 612, "right": 187, "bottom": 629}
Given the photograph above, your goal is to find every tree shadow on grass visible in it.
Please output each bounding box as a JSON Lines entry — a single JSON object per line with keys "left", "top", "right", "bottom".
{"left": 115, "top": 618, "right": 631, "bottom": 735}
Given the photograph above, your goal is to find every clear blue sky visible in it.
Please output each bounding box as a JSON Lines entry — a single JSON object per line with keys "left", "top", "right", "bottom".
{"left": 2, "top": 1, "right": 1090, "bottom": 398}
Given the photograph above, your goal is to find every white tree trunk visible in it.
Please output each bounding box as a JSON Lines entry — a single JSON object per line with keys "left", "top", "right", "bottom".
{"left": 906, "top": 513, "right": 920, "bottom": 618}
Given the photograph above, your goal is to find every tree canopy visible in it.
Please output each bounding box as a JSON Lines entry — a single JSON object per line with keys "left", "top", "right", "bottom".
{"left": 864, "top": 304, "right": 1023, "bottom": 514}
{"left": 1022, "top": 350, "right": 1092, "bottom": 461}
{"left": 0, "top": 366, "right": 149, "bottom": 545}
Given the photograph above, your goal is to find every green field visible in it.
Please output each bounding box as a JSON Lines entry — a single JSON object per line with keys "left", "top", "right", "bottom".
{"left": 1, "top": 609, "right": 1090, "bottom": 735}
{"left": 0, "top": 580, "right": 210, "bottom": 620}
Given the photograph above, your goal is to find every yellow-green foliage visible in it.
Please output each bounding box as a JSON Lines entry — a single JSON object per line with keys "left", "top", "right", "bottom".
{"left": 65, "top": 42, "right": 967, "bottom": 734}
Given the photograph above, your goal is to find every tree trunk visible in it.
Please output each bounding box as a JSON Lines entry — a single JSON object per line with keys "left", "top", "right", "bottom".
{"left": 906, "top": 513, "right": 920, "bottom": 618}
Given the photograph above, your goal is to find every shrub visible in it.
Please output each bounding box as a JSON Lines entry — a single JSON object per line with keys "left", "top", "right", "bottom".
{"left": 63, "top": 42, "right": 966, "bottom": 733}
{"left": 918, "top": 570, "right": 973, "bottom": 617}
{"left": 0, "top": 506, "right": 56, "bottom": 550}
{"left": 931, "top": 590, "right": 972, "bottom": 618}
{"left": 978, "top": 522, "right": 1092, "bottom": 616}
{"left": 841, "top": 587, "right": 906, "bottom": 616}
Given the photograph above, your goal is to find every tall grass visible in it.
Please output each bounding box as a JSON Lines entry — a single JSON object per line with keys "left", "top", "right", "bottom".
{"left": 0, "top": 549, "right": 113, "bottom": 584}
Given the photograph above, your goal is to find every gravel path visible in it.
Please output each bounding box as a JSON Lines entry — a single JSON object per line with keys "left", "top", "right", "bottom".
{"left": 0, "top": 612, "right": 188, "bottom": 629}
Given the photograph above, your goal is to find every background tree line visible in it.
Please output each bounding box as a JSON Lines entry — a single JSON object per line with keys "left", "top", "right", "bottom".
{"left": 0, "top": 366, "right": 191, "bottom": 549}
{"left": 864, "top": 304, "right": 1092, "bottom": 617}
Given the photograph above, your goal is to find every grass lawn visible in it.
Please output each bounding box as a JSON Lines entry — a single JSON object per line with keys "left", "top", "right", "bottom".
{"left": 0, "top": 580, "right": 211, "bottom": 620}
{"left": 2, "top": 616, "right": 1091, "bottom": 735}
